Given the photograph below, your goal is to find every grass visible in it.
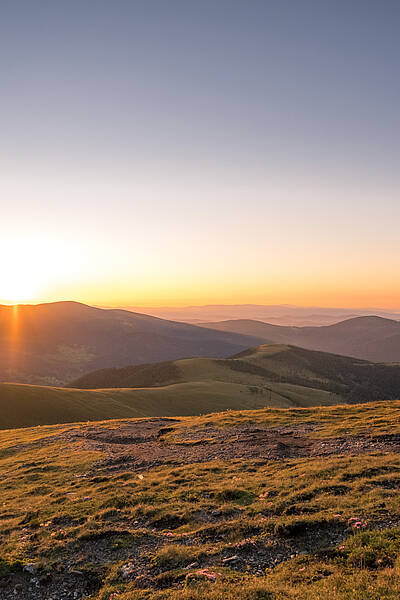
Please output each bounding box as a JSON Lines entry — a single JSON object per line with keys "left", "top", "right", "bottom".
{"left": 166, "top": 399, "right": 400, "bottom": 441}
{"left": 2, "top": 402, "right": 400, "bottom": 598}
{"left": 0, "top": 378, "right": 339, "bottom": 430}
{"left": 3, "top": 343, "right": 400, "bottom": 429}
{"left": 70, "top": 344, "right": 400, "bottom": 407}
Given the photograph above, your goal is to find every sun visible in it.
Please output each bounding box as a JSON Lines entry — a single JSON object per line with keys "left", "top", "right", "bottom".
{"left": 0, "top": 234, "right": 66, "bottom": 305}
{"left": 1, "top": 271, "right": 37, "bottom": 304}
{"left": 1, "top": 246, "right": 39, "bottom": 304}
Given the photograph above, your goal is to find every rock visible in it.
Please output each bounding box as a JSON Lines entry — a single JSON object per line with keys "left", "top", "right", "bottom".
{"left": 121, "top": 562, "right": 135, "bottom": 578}
{"left": 24, "top": 563, "right": 37, "bottom": 575}
{"left": 222, "top": 555, "right": 239, "bottom": 563}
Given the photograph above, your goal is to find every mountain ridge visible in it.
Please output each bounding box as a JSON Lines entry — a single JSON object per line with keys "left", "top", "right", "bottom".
{"left": 200, "top": 315, "right": 400, "bottom": 362}
{"left": 120, "top": 303, "right": 400, "bottom": 326}
{"left": 68, "top": 343, "right": 400, "bottom": 404}
{"left": 0, "top": 301, "right": 263, "bottom": 385}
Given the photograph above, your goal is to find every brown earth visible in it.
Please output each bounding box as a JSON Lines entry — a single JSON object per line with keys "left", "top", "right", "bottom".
{"left": 3, "top": 418, "right": 400, "bottom": 599}
{"left": 58, "top": 418, "right": 400, "bottom": 474}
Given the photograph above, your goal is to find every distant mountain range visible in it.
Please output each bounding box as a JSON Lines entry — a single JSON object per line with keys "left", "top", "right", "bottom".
{"left": 0, "top": 302, "right": 260, "bottom": 385}
{"left": 200, "top": 316, "right": 400, "bottom": 363}
{"left": 120, "top": 303, "right": 400, "bottom": 326}
{"left": 1, "top": 302, "right": 399, "bottom": 388}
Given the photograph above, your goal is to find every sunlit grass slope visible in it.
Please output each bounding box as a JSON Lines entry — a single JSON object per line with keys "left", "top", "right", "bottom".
{"left": 2, "top": 402, "right": 400, "bottom": 598}
{"left": 69, "top": 343, "right": 400, "bottom": 403}
{"left": 2, "top": 343, "right": 400, "bottom": 429}
{"left": 0, "top": 377, "right": 338, "bottom": 430}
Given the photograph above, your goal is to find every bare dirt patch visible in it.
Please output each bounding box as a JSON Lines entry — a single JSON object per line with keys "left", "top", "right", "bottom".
{"left": 59, "top": 419, "right": 400, "bottom": 475}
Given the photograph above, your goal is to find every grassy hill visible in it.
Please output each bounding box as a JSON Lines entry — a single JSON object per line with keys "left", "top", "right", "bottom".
{"left": 201, "top": 315, "right": 400, "bottom": 362}
{"left": 2, "top": 401, "right": 400, "bottom": 598}
{"left": 0, "top": 377, "right": 338, "bottom": 430}
{"left": 69, "top": 344, "right": 400, "bottom": 403}
{"left": 0, "top": 301, "right": 261, "bottom": 385}
{"left": 1, "top": 344, "right": 399, "bottom": 430}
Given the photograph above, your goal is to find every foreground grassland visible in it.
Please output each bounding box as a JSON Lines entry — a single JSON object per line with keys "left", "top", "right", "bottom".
{"left": 2, "top": 401, "right": 400, "bottom": 598}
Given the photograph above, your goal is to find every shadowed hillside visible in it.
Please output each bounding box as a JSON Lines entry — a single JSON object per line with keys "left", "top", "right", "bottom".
{"left": 2, "top": 344, "right": 399, "bottom": 430}
{"left": 68, "top": 344, "right": 400, "bottom": 403}
{"left": 0, "top": 302, "right": 262, "bottom": 385}
{"left": 201, "top": 316, "right": 400, "bottom": 362}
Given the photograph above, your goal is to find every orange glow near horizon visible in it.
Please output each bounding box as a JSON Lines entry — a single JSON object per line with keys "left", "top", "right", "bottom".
{"left": 1, "top": 232, "right": 399, "bottom": 311}
{"left": 1, "top": 291, "right": 400, "bottom": 311}
{"left": 1, "top": 251, "right": 400, "bottom": 310}
{"left": 2, "top": 282, "right": 400, "bottom": 311}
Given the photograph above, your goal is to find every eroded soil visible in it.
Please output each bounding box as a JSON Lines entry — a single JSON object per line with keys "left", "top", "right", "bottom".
{"left": 61, "top": 418, "right": 400, "bottom": 474}
{"left": 3, "top": 417, "right": 400, "bottom": 599}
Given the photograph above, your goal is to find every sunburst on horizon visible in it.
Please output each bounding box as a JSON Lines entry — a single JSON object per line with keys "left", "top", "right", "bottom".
{"left": 0, "top": 272, "right": 37, "bottom": 305}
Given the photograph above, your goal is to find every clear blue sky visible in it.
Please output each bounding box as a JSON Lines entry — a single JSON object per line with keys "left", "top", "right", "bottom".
{"left": 1, "top": 1, "right": 399, "bottom": 307}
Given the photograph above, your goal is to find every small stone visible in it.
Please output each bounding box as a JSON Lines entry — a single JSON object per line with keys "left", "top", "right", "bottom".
{"left": 222, "top": 555, "right": 238, "bottom": 563}
{"left": 24, "top": 563, "right": 37, "bottom": 575}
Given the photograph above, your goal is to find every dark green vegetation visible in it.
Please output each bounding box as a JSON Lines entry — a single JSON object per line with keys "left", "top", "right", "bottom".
{"left": 69, "top": 360, "right": 182, "bottom": 390}
{"left": 202, "top": 315, "right": 400, "bottom": 362}
{"left": 70, "top": 343, "right": 400, "bottom": 404}
{"left": 1, "top": 345, "right": 400, "bottom": 430}
{"left": 2, "top": 402, "right": 400, "bottom": 598}
{"left": 0, "top": 301, "right": 261, "bottom": 385}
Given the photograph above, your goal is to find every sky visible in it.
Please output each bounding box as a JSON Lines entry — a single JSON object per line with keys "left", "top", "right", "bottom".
{"left": 0, "top": 0, "right": 399, "bottom": 308}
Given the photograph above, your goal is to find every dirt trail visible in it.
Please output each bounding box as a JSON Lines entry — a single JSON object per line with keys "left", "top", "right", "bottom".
{"left": 3, "top": 419, "right": 400, "bottom": 599}
{"left": 60, "top": 419, "right": 400, "bottom": 473}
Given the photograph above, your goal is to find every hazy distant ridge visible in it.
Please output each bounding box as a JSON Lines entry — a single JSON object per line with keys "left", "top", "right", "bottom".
{"left": 0, "top": 302, "right": 261, "bottom": 385}
{"left": 120, "top": 304, "right": 400, "bottom": 326}
{"left": 200, "top": 316, "right": 400, "bottom": 363}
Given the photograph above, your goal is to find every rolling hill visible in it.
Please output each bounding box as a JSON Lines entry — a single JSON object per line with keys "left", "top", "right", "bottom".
{"left": 68, "top": 344, "right": 400, "bottom": 403}
{"left": 3, "top": 343, "right": 400, "bottom": 429}
{"left": 0, "top": 301, "right": 262, "bottom": 385}
{"left": 200, "top": 316, "right": 400, "bottom": 362}
{"left": 0, "top": 376, "right": 336, "bottom": 430}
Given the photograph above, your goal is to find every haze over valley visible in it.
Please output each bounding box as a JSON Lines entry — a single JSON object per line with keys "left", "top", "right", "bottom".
{"left": 124, "top": 304, "right": 400, "bottom": 327}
